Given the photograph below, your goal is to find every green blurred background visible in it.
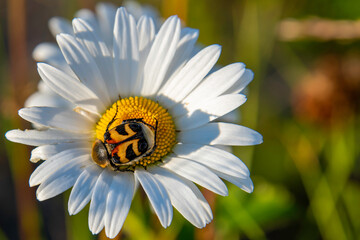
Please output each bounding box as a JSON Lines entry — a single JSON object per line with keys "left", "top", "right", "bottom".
{"left": 1, "top": 0, "right": 360, "bottom": 239}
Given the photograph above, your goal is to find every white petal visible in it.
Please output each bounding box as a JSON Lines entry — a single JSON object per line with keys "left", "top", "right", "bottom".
{"left": 32, "top": 42, "right": 60, "bottom": 61}
{"left": 178, "top": 122, "right": 263, "bottom": 146}
{"left": 176, "top": 94, "right": 247, "bottom": 130}
{"left": 36, "top": 80, "right": 52, "bottom": 93}
{"left": 89, "top": 170, "right": 113, "bottom": 234}
{"left": 24, "top": 91, "right": 72, "bottom": 109}
{"left": 33, "top": 45, "right": 75, "bottom": 78}
{"left": 123, "top": 0, "right": 144, "bottom": 19}
{"left": 56, "top": 34, "right": 110, "bottom": 106}
{"left": 5, "top": 129, "right": 91, "bottom": 147}
{"left": 173, "top": 143, "right": 250, "bottom": 178}
{"left": 68, "top": 164, "right": 102, "bottom": 215}
{"left": 19, "top": 107, "right": 94, "bottom": 132}
{"left": 132, "top": 16, "right": 155, "bottom": 95}
{"left": 38, "top": 63, "right": 104, "bottom": 115}
{"left": 181, "top": 63, "right": 246, "bottom": 107}
{"left": 125, "top": 0, "right": 159, "bottom": 20}
{"left": 160, "top": 156, "right": 228, "bottom": 196}
{"left": 213, "top": 171, "right": 254, "bottom": 193}
{"left": 159, "top": 45, "right": 221, "bottom": 107}
{"left": 134, "top": 169, "right": 172, "bottom": 228}
{"left": 181, "top": 177, "right": 213, "bottom": 223}
{"left": 29, "top": 148, "right": 89, "bottom": 186}
{"left": 75, "top": 9, "right": 100, "bottom": 35}
{"left": 36, "top": 154, "right": 90, "bottom": 201}
{"left": 30, "top": 142, "right": 88, "bottom": 163}
{"left": 141, "top": 16, "right": 181, "bottom": 96}
{"left": 164, "top": 28, "right": 199, "bottom": 81}
{"left": 224, "top": 69, "right": 254, "bottom": 95}
{"left": 217, "top": 109, "right": 240, "bottom": 123}
{"left": 104, "top": 172, "right": 135, "bottom": 238}
{"left": 137, "top": 16, "right": 155, "bottom": 53}
{"left": 49, "top": 17, "right": 74, "bottom": 36}
{"left": 72, "top": 18, "right": 118, "bottom": 101}
{"left": 148, "top": 167, "right": 208, "bottom": 228}
{"left": 32, "top": 42, "right": 75, "bottom": 76}
{"left": 96, "top": 2, "right": 117, "bottom": 48}
{"left": 113, "top": 8, "right": 139, "bottom": 97}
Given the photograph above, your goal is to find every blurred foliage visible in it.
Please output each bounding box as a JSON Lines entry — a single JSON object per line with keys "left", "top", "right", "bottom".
{"left": 1, "top": 0, "right": 360, "bottom": 239}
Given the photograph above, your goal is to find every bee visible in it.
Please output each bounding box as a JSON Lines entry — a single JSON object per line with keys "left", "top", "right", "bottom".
{"left": 92, "top": 106, "right": 158, "bottom": 171}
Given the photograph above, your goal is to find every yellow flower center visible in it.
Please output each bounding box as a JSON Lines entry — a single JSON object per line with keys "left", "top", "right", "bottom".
{"left": 94, "top": 97, "right": 176, "bottom": 170}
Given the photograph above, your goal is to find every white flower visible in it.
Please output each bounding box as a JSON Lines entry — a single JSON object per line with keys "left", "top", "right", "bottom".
{"left": 6, "top": 4, "right": 262, "bottom": 239}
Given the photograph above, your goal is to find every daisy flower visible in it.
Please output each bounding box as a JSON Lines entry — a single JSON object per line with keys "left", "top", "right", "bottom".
{"left": 6, "top": 4, "right": 262, "bottom": 239}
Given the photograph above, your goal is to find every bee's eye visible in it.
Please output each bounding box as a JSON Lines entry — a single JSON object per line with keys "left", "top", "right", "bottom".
{"left": 129, "top": 123, "right": 141, "bottom": 132}
{"left": 138, "top": 139, "right": 148, "bottom": 152}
